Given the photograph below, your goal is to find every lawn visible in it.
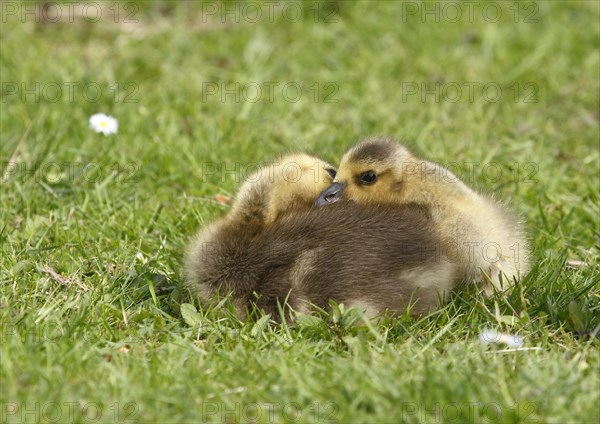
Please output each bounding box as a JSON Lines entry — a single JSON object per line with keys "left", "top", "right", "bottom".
{"left": 1, "top": 1, "right": 599, "bottom": 423}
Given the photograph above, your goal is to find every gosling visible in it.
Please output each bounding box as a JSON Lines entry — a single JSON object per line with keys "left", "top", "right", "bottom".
{"left": 185, "top": 153, "right": 457, "bottom": 320}
{"left": 316, "top": 137, "right": 529, "bottom": 294}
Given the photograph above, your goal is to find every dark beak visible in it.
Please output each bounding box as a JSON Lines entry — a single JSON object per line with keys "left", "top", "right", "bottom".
{"left": 315, "top": 182, "right": 345, "bottom": 206}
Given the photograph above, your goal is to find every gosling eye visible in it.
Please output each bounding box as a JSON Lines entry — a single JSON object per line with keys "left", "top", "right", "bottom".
{"left": 326, "top": 168, "right": 337, "bottom": 179}
{"left": 359, "top": 171, "right": 377, "bottom": 185}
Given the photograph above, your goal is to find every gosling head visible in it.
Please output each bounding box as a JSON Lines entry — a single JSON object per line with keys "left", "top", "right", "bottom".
{"left": 230, "top": 153, "right": 337, "bottom": 226}
{"left": 316, "top": 137, "right": 417, "bottom": 206}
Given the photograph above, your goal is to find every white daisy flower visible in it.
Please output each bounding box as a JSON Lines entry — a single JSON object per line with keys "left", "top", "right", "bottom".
{"left": 89, "top": 113, "right": 118, "bottom": 136}
{"left": 479, "top": 328, "right": 523, "bottom": 348}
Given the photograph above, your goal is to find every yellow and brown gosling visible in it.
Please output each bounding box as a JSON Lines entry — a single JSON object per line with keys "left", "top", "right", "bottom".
{"left": 185, "top": 153, "right": 457, "bottom": 320}
{"left": 316, "top": 137, "right": 529, "bottom": 294}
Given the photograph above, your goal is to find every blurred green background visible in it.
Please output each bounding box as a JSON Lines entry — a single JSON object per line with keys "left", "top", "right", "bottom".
{"left": 1, "top": 1, "right": 598, "bottom": 423}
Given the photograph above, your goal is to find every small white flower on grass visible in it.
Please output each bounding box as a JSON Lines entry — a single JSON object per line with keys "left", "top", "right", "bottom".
{"left": 479, "top": 328, "right": 523, "bottom": 348}
{"left": 89, "top": 113, "right": 118, "bottom": 136}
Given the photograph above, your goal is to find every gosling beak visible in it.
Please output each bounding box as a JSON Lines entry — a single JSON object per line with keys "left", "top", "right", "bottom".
{"left": 315, "top": 182, "right": 345, "bottom": 206}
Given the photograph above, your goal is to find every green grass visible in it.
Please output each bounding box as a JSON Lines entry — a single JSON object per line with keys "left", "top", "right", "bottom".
{"left": 1, "top": 1, "right": 599, "bottom": 423}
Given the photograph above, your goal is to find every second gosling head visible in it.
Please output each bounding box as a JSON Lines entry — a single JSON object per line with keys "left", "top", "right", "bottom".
{"left": 228, "top": 153, "right": 337, "bottom": 228}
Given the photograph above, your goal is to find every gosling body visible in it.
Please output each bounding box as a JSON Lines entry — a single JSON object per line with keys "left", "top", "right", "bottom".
{"left": 187, "top": 201, "right": 454, "bottom": 318}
